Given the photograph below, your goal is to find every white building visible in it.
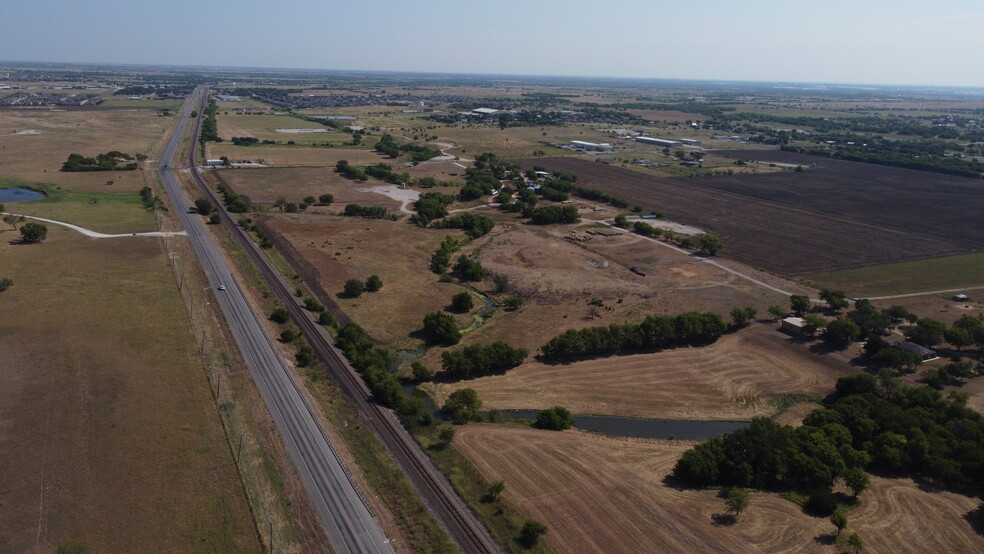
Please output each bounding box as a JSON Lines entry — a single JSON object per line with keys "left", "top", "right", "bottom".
{"left": 570, "top": 140, "right": 615, "bottom": 152}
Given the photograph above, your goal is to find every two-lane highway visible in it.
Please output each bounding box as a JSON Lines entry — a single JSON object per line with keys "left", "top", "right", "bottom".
{"left": 159, "top": 89, "right": 392, "bottom": 554}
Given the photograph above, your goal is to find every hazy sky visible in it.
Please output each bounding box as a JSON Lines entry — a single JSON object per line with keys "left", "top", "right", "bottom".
{"left": 3, "top": 0, "right": 983, "bottom": 87}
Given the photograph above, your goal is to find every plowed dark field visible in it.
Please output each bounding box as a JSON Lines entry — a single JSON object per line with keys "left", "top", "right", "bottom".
{"left": 517, "top": 154, "right": 984, "bottom": 275}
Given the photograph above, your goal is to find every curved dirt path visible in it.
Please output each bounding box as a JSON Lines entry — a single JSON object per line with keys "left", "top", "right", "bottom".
{"left": 1, "top": 212, "right": 187, "bottom": 239}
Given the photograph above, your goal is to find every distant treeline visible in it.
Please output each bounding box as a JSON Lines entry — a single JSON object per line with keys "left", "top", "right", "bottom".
{"left": 374, "top": 134, "right": 442, "bottom": 162}
{"left": 540, "top": 312, "right": 727, "bottom": 361}
{"left": 782, "top": 144, "right": 984, "bottom": 178}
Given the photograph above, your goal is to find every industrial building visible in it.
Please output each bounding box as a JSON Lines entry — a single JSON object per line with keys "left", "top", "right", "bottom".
{"left": 570, "top": 140, "right": 615, "bottom": 152}
{"left": 635, "top": 136, "right": 682, "bottom": 148}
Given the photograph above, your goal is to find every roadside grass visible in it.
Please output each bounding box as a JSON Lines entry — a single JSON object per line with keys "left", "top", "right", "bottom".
{"left": 805, "top": 253, "right": 984, "bottom": 296}
{"left": 204, "top": 199, "right": 456, "bottom": 551}
{"left": 1, "top": 180, "right": 158, "bottom": 233}
{"left": 304, "top": 376, "right": 457, "bottom": 553}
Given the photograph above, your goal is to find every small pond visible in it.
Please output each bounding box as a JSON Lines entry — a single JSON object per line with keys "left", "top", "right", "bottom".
{"left": 0, "top": 188, "right": 45, "bottom": 203}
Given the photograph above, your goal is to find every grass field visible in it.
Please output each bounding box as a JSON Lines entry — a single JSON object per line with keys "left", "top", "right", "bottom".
{"left": 0, "top": 229, "right": 260, "bottom": 553}
{"left": 205, "top": 143, "right": 387, "bottom": 166}
{"left": 0, "top": 109, "right": 171, "bottom": 192}
{"left": 432, "top": 325, "right": 847, "bottom": 420}
{"left": 0, "top": 102, "right": 260, "bottom": 552}
{"left": 454, "top": 425, "right": 984, "bottom": 553}
{"left": 806, "top": 253, "right": 984, "bottom": 296}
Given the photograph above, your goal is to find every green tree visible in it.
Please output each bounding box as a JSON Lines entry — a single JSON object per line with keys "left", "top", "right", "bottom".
{"left": 269, "top": 307, "right": 291, "bottom": 324}
{"left": 0, "top": 277, "right": 12, "bottom": 292}
{"left": 295, "top": 345, "right": 316, "bottom": 367}
{"left": 534, "top": 406, "right": 574, "bottom": 430}
{"left": 485, "top": 480, "right": 506, "bottom": 502}
{"left": 503, "top": 296, "right": 524, "bottom": 311}
{"left": 450, "top": 291, "right": 474, "bottom": 313}
{"left": 768, "top": 304, "right": 787, "bottom": 320}
{"left": 725, "top": 488, "right": 750, "bottom": 518}
{"left": 422, "top": 311, "right": 461, "bottom": 345}
{"left": 20, "top": 221, "right": 47, "bottom": 243}
{"left": 802, "top": 314, "right": 828, "bottom": 336}
{"left": 365, "top": 274, "right": 383, "bottom": 292}
{"left": 847, "top": 532, "right": 864, "bottom": 554}
{"left": 274, "top": 196, "right": 288, "bottom": 212}
{"left": 945, "top": 327, "right": 972, "bottom": 351}
{"left": 614, "top": 214, "right": 628, "bottom": 227}
{"left": 303, "top": 195, "right": 316, "bottom": 205}
{"left": 790, "top": 294, "right": 811, "bottom": 315}
{"left": 699, "top": 233, "right": 723, "bottom": 255}
{"left": 517, "top": 519, "right": 548, "bottom": 548}
{"left": 280, "top": 328, "right": 300, "bottom": 342}
{"left": 830, "top": 511, "right": 848, "bottom": 538}
{"left": 730, "top": 306, "right": 756, "bottom": 328}
{"left": 208, "top": 212, "right": 221, "bottom": 224}
{"left": 823, "top": 318, "right": 862, "bottom": 347}
{"left": 318, "top": 193, "right": 334, "bottom": 205}
{"left": 844, "top": 467, "right": 870, "bottom": 497}
{"left": 411, "top": 361, "right": 433, "bottom": 382}
{"left": 194, "top": 197, "right": 214, "bottom": 215}
{"left": 819, "top": 288, "right": 850, "bottom": 311}
{"left": 344, "top": 278, "right": 366, "bottom": 297}
{"left": 3, "top": 214, "right": 22, "bottom": 229}
{"left": 442, "top": 388, "right": 481, "bottom": 423}
{"left": 438, "top": 426, "right": 456, "bottom": 445}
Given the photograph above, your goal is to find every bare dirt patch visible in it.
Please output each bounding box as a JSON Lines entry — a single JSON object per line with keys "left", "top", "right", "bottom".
{"left": 434, "top": 325, "right": 846, "bottom": 420}
{"left": 454, "top": 425, "right": 984, "bottom": 553}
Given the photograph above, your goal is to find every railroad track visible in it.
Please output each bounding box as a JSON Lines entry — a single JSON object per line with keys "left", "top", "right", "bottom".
{"left": 185, "top": 89, "right": 500, "bottom": 554}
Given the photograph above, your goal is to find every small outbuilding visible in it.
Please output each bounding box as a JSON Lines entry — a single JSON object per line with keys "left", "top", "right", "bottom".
{"left": 953, "top": 293, "right": 969, "bottom": 301}
{"left": 780, "top": 317, "right": 807, "bottom": 336}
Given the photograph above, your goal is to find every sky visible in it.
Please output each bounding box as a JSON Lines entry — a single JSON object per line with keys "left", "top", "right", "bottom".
{"left": 3, "top": 0, "right": 983, "bottom": 88}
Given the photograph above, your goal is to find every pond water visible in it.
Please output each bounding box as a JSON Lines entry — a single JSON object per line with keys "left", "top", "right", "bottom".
{"left": 0, "top": 187, "right": 45, "bottom": 203}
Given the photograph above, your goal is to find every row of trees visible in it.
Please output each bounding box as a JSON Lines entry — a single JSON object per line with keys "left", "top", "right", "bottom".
{"left": 440, "top": 341, "right": 528, "bottom": 379}
{"left": 374, "top": 134, "right": 441, "bottom": 162}
{"left": 540, "top": 311, "right": 728, "bottom": 361}
{"left": 674, "top": 373, "right": 984, "bottom": 500}
{"left": 342, "top": 203, "right": 388, "bottom": 219}
{"left": 431, "top": 213, "right": 495, "bottom": 238}
{"left": 343, "top": 275, "right": 382, "bottom": 297}
{"left": 62, "top": 151, "right": 138, "bottom": 172}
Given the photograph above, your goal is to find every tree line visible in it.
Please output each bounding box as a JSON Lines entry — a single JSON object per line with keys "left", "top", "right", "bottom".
{"left": 440, "top": 341, "right": 528, "bottom": 379}
{"left": 540, "top": 311, "right": 728, "bottom": 361}
{"left": 673, "top": 373, "right": 984, "bottom": 503}
{"left": 62, "top": 151, "right": 138, "bottom": 172}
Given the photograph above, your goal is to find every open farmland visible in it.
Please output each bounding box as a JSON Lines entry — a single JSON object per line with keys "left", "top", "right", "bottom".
{"left": 0, "top": 230, "right": 260, "bottom": 553}
{"left": 704, "top": 150, "right": 984, "bottom": 250}
{"left": 454, "top": 425, "right": 984, "bottom": 554}
{"left": 433, "top": 325, "right": 848, "bottom": 420}
{"left": 516, "top": 157, "right": 972, "bottom": 276}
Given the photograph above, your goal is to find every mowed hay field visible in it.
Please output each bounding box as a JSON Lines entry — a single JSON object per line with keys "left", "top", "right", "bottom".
{"left": 0, "top": 230, "right": 259, "bottom": 553}
{"left": 454, "top": 425, "right": 984, "bottom": 553}
{"left": 516, "top": 157, "right": 971, "bottom": 276}
{"left": 0, "top": 108, "right": 171, "bottom": 192}
{"left": 435, "top": 326, "right": 847, "bottom": 420}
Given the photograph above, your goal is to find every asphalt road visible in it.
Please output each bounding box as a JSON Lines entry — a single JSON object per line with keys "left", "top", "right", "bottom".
{"left": 159, "top": 89, "right": 393, "bottom": 554}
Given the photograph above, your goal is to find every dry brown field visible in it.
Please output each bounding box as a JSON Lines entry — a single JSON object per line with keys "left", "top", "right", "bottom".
{"left": 0, "top": 230, "right": 260, "bottom": 553}
{"left": 454, "top": 425, "right": 984, "bottom": 554}
{"left": 212, "top": 165, "right": 401, "bottom": 206}
{"left": 433, "top": 325, "right": 849, "bottom": 420}
{"left": 259, "top": 211, "right": 472, "bottom": 350}
{"left": 0, "top": 108, "right": 171, "bottom": 192}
